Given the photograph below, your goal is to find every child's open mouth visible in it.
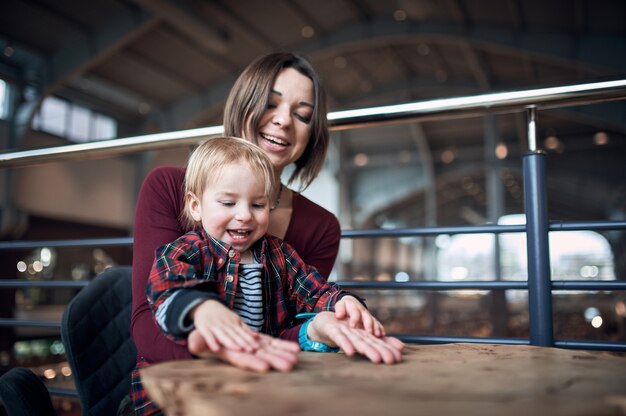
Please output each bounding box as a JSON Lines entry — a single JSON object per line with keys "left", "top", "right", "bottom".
{"left": 227, "top": 229, "right": 252, "bottom": 240}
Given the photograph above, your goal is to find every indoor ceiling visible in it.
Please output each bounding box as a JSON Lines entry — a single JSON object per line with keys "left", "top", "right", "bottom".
{"left": 1, "top": 0, "right": 625, "bottom": 227}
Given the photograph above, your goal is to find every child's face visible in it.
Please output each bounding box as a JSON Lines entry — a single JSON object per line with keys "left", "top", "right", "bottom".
{"left": 188, "top": 163, "right": 270, "bottom": 258}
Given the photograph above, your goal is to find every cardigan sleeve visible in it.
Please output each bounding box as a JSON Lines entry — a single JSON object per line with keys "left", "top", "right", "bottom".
{"left": 131, "top": 166, "right": 193, "bottom": 362}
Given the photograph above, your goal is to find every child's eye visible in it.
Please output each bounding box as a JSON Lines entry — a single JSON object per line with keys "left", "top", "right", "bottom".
{"left": 219, "top": 201, "right": 235, "bottom": 207}
{"left": 252, "top": 203, "right": 267, "bottom": 209}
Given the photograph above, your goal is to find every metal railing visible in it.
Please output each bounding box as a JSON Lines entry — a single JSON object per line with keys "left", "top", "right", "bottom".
{"left": 1, "top": 79, "right": 625, "bottom": 385}
{"left": 2, "top": 79, "right": 626, "bottom": 166}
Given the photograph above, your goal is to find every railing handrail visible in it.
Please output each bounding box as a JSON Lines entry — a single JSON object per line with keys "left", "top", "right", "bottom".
{"left": 0, "top": 237, "right": 134, "bottom": 250}
{"left": 1, "top": 79, "right": 626, "bottom": 168}
{"left": 1, "top": 220, "right": 624, "bottom": 250}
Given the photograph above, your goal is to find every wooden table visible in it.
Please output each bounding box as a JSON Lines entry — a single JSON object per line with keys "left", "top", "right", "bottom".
{"left": 140, "top": 343, "right": 626, "bottom": 416}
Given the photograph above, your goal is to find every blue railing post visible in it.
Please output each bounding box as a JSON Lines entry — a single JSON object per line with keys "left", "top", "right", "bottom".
{"left": 523, "top": 107, "right": 554, "bottom": 346}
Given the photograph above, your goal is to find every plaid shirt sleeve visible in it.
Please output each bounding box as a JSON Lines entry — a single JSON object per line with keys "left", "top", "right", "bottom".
{"left": 273, "top": 238, "right": 353, "bottom": 314}
{"left": 147, "top": 232, "right": 219, "bottom": 342}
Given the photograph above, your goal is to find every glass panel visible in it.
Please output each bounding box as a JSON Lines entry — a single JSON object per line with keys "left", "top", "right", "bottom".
{"left": 68, "top": 105, "right": 91, "bottom": 142}
{"left": 31, "top": 96, "right": 118, "bottom": 142}
{"left": 0, "top": 78, "right": 7, "bottom": 119}
{"left": 93, "top": 113, "right": 117, "bottom": 140}
{"left": 38, "top": 97, "right": 67, "bottom": 137}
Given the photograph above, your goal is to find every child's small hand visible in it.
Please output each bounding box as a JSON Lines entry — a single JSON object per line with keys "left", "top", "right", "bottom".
{"left": 334, "top": 295, "right": 385, "bottom": 337}
{"left": 188, "top": 329, "right": 300, "bottom": 373}
{"left": 191, "top": 299, "right": 260, "bottom": 353}
{"left": 307, "top": 312, "right": 403, "bottom": 365}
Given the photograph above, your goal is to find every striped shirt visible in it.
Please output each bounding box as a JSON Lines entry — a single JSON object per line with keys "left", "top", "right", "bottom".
{"left": 233, "top": 263, "right": 264, "bottom": 331}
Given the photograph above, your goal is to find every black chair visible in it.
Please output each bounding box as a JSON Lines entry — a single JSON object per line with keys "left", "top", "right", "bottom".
{"left": 0, "top": 367, "right": 56, "bottom": 416}
{"left": 61, "top": 266, "right": 137, "bottom": 416}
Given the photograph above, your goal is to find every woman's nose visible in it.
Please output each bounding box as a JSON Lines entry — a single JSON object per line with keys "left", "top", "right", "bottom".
{"left": 272, "top": 105, "right": 291, "bottom": 127}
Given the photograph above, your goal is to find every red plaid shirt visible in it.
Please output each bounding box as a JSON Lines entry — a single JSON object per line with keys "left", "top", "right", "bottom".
{"left": 131, "top": 229, "right": 349, "bottom": 415}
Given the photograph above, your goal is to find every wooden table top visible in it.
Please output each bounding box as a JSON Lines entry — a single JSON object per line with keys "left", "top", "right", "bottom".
{"left": 140, "top": 343, "right": 626, "bottom": 416}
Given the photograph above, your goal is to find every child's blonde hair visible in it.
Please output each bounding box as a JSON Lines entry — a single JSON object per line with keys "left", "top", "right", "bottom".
{"left": 182, "top": 136, "right": 276, "bottom": 227}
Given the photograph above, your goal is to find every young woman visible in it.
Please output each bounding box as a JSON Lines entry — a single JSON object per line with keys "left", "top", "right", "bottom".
{"left": 131, "top": 52, "right": 402, "bottom": 371}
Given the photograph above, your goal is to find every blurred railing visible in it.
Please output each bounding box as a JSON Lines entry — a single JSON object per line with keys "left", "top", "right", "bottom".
{"left": 1, "top": 79, "right": 626, "bottom": 398}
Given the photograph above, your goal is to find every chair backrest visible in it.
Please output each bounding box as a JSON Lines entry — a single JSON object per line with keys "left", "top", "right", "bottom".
{"left": 61, "top": 266, "right": 136, "bottom": 416}
{"left": 0, "top": 367, "right": 56, "bottom": 416}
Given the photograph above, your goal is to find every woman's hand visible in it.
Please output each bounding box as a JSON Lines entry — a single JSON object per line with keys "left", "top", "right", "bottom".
{"left": 307, "top": 311, "right": 404, "bottom": 364}
{"left": 191, "top": 299, "right": 260, "bottom": 353}
{"left": 334, "top": 295, "right": 385, "bottom": 337}
{"left": 188, "top": 329, "right": 300, "bottom": 373}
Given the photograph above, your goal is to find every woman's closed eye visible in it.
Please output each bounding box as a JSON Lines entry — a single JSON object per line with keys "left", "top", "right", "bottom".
{"left": 295, "top": 113, "right": 311, "bottom": 124}
{"left": 267, "top": 101, "right": 311, "bottom": 124}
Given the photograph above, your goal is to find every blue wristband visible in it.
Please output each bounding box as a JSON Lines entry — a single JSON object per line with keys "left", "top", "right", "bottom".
{"left": 296, "top": 313, "right": 339, "bottom": 353}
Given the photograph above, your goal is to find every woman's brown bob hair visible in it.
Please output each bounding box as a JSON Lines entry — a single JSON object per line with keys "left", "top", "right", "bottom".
{"left": 223, "top": 52, "right": 329, "bottom": 190}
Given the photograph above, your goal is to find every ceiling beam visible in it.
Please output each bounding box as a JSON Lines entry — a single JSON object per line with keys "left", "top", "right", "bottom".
{"left": 297, "top": 18, "right": 626, "bottom": 71}
{"left": 132, "top": 0, "right": 228, "bottom": 54}
{"left": 10, "top": 5, "right": 158, "bottom": 141}
{"left": 44, "top": 9, "right": 157, "bottom": 96}
{"left": 283, "top": 0, "right": 327, "bottom": 36}
{"left": 459, "top": 42, "right": 491, "bottom": 90}
{"left": 202, "top": 0, "right": 275, "bottom": 51}
{"left": 65, "top": 75, "right": 148, "bottom": 116}
{"left": 158, "top": 18, "right": 626, "bottom": 128}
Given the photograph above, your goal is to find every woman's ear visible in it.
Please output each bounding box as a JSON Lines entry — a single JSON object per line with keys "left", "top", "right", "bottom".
{"left": 186, "top": 192, "right": 202, "bottom": 222}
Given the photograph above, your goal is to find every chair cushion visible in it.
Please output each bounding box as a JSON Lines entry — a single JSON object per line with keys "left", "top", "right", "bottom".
{"left": 0, "top": 367, "right": 56, "bottom": 416}
{"left": 61, "top": 266, "right": 137, "bottom": 416}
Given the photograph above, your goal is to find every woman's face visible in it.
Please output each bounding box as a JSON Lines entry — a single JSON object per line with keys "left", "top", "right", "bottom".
{"left": 254, "top": 67, "right": 314, "bottom": 174}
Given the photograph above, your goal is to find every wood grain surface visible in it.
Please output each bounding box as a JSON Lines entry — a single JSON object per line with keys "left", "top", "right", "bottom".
{"left": 140, "top": 343, "right": 626, "bottom": 416}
